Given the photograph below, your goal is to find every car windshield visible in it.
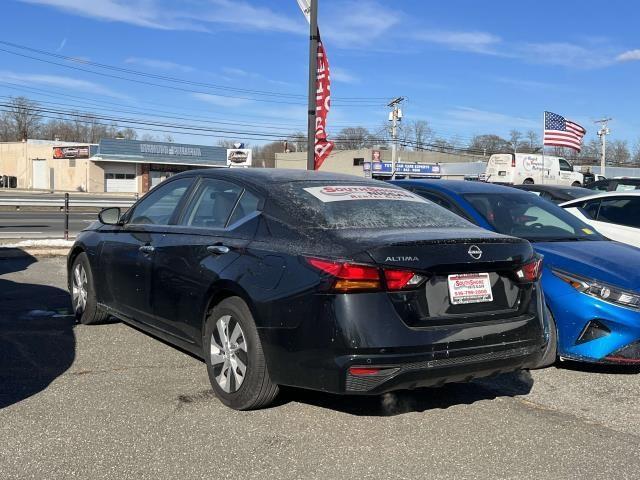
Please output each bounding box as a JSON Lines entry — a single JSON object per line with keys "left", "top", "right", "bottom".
{"left": 463, "top": 192, "right": 605, "bottom": 242}
{"left": 268, "top": 181, "right": 474, "bottom": 230}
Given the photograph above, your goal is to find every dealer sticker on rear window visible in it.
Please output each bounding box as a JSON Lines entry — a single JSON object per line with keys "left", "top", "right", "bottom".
{"left": 303, "top": 185, "right": 427, "bottom": 203}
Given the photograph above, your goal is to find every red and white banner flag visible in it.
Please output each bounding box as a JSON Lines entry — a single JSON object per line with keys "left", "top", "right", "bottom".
{"left": 297, "top": 0, "right": 334, "bottom": 170}
{"left": 314, "top": 36, "right": 334, "bottom": 169}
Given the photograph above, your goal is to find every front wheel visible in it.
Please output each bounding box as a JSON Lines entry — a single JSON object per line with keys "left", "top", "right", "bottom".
{"left": 523, "top": 178, "right": 534, "bottom": 185}
{"left": 204, "top": 297, "right": 279, "bottom": 410}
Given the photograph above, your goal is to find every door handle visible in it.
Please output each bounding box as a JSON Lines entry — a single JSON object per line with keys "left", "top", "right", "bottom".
{"left": 207, "top": 245, "right": 230, "bottom": 255}
{"left": 139, "top": 245, "right": 155, "bottom": 254}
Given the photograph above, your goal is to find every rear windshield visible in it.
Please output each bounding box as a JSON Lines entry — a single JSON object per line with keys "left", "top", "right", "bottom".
{"left": 267, "top": 181, "right": 473, "bottom": 230}
{"left": 463, "top": 192, "right": 605, "bottom": 242}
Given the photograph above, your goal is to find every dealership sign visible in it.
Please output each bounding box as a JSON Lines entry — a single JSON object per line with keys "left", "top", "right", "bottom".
{"left": 53, "top": 146, "right": 90, "bottom": 159}
{"left": 226, "top": 149, "right": 252, "bottom": 167}
{"left": 363, "top": 162, "right": 441, "bottom": 176}
{"left": 140, "top": 144, "right": 202, "bottom": 157}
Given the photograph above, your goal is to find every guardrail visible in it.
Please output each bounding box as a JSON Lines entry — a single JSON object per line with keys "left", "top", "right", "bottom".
{"left": 0, "top": 193, "right": 138, "bottom": 240}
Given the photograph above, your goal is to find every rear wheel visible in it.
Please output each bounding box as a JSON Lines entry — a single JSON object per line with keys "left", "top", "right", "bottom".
{"left": 71, "top": 253, "right": 110, "bottom": 325}
{"left": 571, "top": 181, "right": 582, "bottom": 187}
{"left": 204, "top": 297, "right": 279, "bottom": 410}
{"left": 523, "top": 178, "right": 534, "bottom": 185}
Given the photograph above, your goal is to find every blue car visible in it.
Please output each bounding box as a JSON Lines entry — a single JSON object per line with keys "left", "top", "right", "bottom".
{"left": 392, "top": 179, "right": 640, "bottom": 365}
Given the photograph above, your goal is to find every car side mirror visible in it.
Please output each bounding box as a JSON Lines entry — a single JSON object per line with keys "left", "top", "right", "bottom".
{"left": 98, "top": 207, "right": 122, "bottom": 225}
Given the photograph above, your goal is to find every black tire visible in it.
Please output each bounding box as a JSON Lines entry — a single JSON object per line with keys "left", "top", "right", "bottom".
{"left": 523, "top": 178, "right": 535, "bottom": 185}
{"left": 70, "top": 252, "right": 110, "bottom": 325}
{"left": 203, "top": 297, "right": 279, "bottom": 410}
{"left": 536, "top": 304, "right": 558, "bottom": 368}
{"left": 571, "top": 181, "right": 582, "bottom": 187}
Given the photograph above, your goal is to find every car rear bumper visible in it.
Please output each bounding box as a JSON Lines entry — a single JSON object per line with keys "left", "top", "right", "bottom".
{"left": 259, "top": 287, "right": 547, "bottom": 395}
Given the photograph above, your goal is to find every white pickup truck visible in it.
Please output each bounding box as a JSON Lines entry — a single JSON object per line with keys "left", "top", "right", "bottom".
{"left": 485, "top": 153, "right": 584, "bottom": 186}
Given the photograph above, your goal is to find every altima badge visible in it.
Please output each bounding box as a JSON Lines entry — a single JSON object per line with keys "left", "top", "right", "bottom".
{"left": 468, "top": 245, "right": 483, "bottom": 260}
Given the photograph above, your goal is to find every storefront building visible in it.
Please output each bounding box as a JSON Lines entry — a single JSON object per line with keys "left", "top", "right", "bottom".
{"left": 0, "top": 138, "right": 230, "bottom": 193}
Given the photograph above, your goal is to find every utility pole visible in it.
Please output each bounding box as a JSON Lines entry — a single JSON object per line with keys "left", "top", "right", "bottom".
{"left": 595, "top": 118, "right": 612, "bottom": 177}
{"left": 387, "top": 97, "right": 404, "bottom": 179}
{"left": 305, "top": 0, "right": 319, "bottom": 170}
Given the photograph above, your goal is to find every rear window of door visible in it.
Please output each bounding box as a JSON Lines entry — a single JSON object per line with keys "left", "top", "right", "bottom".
{"left": 129, "top": 177, "right": 193, "bottom": 225}
{"left": 180, "top": 179, "right": 243, "bottom": 229}
{"left": 579, "top": 200, "right": 601, "bottom": 219}
{"left": 596, "top": 197, "right": 640, "bottom": 228}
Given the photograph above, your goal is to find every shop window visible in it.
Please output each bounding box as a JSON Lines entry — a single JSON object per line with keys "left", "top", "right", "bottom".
{"left": 353, "top": 158, "right": 365, "bottom": 166}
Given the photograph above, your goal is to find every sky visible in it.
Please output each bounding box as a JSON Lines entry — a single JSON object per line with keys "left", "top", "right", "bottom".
{"left": 1, "top": 0, "right": 639, "bottom": 148}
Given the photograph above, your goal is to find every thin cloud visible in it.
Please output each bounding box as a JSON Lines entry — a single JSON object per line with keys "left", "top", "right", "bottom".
{"left": 415, "top": 30, "right": 502, "bottom": 55}
{"left": 192, "top": 93, "right": 252, "bottom": 108}
{"left": 18, "top": 0, "right": 301, "bottom": 33}
{"left": 331, "top": 67, "right": 359, "bottom": 84}
{"left": 322, "top": 0, "right": 401, "bottom": 48}
{"left": 617, "top": 49, "right": 640, "bottom": 62}
{"left": 445, "top": 107, "right": 538, "bottom": 130}
{"left": 125, "top": 57, "right": 194, "bottom": 73}
{"left": 0, "top": 70, "right": 129, "bottom": 100}
{"left": 55, "top": 37, "right": 67, "bottom": 52}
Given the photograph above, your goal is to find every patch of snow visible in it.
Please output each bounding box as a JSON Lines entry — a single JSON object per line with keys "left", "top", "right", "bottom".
{"left": 0, "top": 239, "right": 74, "bottom": 248}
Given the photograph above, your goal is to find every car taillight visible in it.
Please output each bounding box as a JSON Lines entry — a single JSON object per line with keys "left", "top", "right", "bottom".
{"left": 306, "top": 258, "right": 381, "bottom": 292}
{"left": 511, "top": 156, "right": 516, "bottom": 167}
{"left": 384, "top": 269, "right": 424, "bottom": 290}
{"left": 515, "top": 257, "right": 543, "bottom": 282}
{"left": 305, "top": 258, "right": 423, "bottom": 292}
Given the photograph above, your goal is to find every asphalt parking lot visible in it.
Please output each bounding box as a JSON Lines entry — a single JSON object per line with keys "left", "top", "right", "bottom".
{"left": 2, "top": 257, "right": 640, "bottom": 480}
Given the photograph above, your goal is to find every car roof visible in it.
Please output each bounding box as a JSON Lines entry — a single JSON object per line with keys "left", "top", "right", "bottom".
{"left": 392, "top": 179, "right": 526, "bottom": 195}
{"left": 172, "top": 168, "right": 379, "bottom": 186}
{"left": 514, "top": 184, "right": 590, "bottom": 192}
{"left": 560, "top": 190, "right": 640, "bottom": 205}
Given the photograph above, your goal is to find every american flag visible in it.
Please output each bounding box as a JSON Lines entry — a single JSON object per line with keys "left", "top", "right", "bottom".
{"left": 544, "top": 111, "right": 586, "bottom": 152}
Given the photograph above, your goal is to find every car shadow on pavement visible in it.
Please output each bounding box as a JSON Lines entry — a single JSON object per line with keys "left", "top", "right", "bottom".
{"left": 0, "top": 255, "right": 76, "bottom": 409}
{"left": 278, "top": 370, "right": 534, "bottom": 416}
{"left": 556, "top": 360, "right": 640, "bottom": 375}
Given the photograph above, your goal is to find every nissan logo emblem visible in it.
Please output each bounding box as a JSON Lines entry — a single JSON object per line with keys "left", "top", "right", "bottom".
{"left": 468, "top": 245, "right": 483, "bottom": 260}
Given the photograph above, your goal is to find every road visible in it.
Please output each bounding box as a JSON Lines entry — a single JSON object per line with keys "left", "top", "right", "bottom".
{"left": 1, "top": 257, "right": 640, "bottom": 479}
{"left": 0, "top": 211, "right": 99, "bottom": 239}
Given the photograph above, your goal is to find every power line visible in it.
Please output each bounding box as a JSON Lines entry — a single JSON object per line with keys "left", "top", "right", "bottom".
{"left": 0, "top": 40, "right": 386, "bottom": 106}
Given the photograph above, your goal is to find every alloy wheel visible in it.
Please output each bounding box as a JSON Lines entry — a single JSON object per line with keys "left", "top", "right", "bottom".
{"left": 72, "top": 263, "right": 88, "bottom": 314}
{"left": 210, "top": 315, "right": 248, "bottom": 393}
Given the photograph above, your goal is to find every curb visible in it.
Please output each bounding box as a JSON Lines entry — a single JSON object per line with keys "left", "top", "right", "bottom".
{"left": 0, "top": 247, "right": 70, "bottom": 258}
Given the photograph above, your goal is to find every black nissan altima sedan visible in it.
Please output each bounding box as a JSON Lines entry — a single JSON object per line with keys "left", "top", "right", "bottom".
{"left": 67, "top": 169, "right": 548, "bottom": 410}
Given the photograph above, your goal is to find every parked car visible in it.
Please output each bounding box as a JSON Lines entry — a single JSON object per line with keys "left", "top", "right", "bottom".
{"left": 68, "top": 169, "right": 548, "bottom": 410}
{"left": 484, "top": 153, "right": 583, "bottom": 186}
{"left": 392, "top": 179, "right": 640, "bottom": 365}
{"left": 513, "top": 184, "right": 593, "bottom": 204}
{"left": 584, "top": 178, "right": 640, "bottom": 192}
{"left": 560, "top": 191, "right": 640, "bottom": 248}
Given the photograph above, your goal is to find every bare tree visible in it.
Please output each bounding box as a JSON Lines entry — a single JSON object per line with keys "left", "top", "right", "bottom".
{"left": 509, "top": 130, "right": 523, "bottom": 153}
{"left": 609, "top": 140, "right": 631, "bottom": 164}
{"left": 334, "top": 127, "right": 372, "bottom": 150}
{"left": 633, "top": 138, "right": 640, "bottom": 165}
{"left": 7, "top": 96, "right": 41, "bottom": 141}
{"left": 468, "top": 134, "right": 510, "bottom": 154}
{"left": 286, "top": 131, "right": 307, "bottom": 152}
{"left": 525, "top": 130, "right": 539, "bottom": 152}
{"left": 411, "top": 120, "right": 433, "bottom": 150}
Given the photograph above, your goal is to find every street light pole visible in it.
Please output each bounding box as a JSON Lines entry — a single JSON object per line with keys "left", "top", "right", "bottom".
{"left": 306, "top": 0, "right": 319, "bottom": 171}
{"left": 595, "top": 118, "right": 612, "bottom": 177}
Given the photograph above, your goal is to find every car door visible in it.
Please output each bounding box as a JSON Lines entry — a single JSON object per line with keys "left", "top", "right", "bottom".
{"left": 151, "top": 177, "right": 263, "bottom": 344}
{"left": 557, "top": 159, "right": 574, "bottom": 186}
{"left": 98, "top": 176, "right": 195, "bottom": 324}
{"left": 590, "top": 196, "right": 640, "bottom": 247}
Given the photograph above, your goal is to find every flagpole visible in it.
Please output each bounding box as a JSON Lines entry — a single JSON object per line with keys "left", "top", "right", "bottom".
{"left": 541, "top": 111, "right": 545, "bottom": 185}
{"left": 306, "top": 0, "right": 319, "bottom": 171}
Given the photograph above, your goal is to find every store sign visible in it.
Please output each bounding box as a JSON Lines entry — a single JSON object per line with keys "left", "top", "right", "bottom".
{"left": 53, "top": 146, "right": 90, "bottom": 159}
{"left": 140, "top": 144, "right": 202, "bottom": 157}
{"left": 363, "top": 162, "right": 441, "bottom": 176}
{"left": 226, "top": 149, "right": 252, "bottom": 167}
